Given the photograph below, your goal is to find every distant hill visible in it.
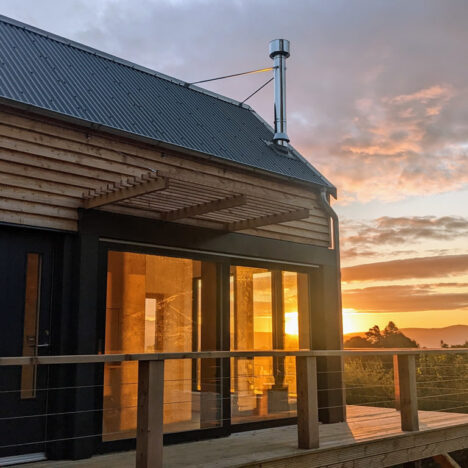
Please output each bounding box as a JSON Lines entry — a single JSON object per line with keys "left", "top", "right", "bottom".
{"left": 344, "top": 325, "right": 468, "bottom": 348}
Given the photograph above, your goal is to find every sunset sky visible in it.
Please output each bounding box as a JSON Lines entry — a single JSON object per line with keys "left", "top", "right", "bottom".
{"left": 2, "top": 0, "right": 467, "bottom": 333}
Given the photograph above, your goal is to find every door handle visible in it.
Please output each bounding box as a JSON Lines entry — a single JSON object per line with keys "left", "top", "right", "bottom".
{"left": 36, "top": 343, "right": 50, "bottom": 348}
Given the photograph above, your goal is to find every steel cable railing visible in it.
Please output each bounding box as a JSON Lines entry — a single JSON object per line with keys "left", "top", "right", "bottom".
{"left": 0, "top": 348, "right": 468, "bottom": 467}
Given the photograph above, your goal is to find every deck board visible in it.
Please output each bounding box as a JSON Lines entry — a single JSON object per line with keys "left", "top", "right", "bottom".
{"left": 21, "top": 406, "right": 468, "bottom": 467}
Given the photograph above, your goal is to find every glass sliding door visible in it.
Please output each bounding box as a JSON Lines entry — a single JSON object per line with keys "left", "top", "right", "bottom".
{"left": 103, "top": 251, "right": 221, "bottom": 441}
{"left": 230, "top": 266, "right": 310, "bottom": 424}
{"left": 230, "top": 267, "right": 273, "bottom": 422}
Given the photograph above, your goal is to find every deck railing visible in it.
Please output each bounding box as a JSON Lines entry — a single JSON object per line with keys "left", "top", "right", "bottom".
{"left": 1, "top": 348, "right": 468, "bottom": 467}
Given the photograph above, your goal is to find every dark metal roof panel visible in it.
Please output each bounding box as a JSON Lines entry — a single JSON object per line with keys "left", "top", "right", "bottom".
{"left": 0, "top": 15, "right": 334, "bottom": 190}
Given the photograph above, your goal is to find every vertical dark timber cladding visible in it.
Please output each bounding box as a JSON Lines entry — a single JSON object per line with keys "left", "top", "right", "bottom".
{"left": 70, "top": 233, "right": 100, "bottom": 459}
{"left": 46, "top": 232, "right": 105, "bottom": 460}
{"left": 310, "top": 263, "right": 345, "bottom": 424}
{"left": 45, "top": 209, "right": 342, "bottom": 458}
{"left": 46, "top": 234, "right": 76, "bottom": 459}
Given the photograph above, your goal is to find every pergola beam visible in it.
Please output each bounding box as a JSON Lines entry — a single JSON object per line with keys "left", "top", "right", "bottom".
{"left": 226, "top": 207, "right": 309, "bottom": 231}
{"left": 162, "top": 194, "right": 246, "bottom": 221}
{"left": 83, "top": 172, "right": 168, "bottom": 209}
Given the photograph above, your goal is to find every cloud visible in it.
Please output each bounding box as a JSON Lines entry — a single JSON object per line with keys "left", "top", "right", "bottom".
{"left": 343, "top": 284, "right": 468, "bottom": 313}
{"left": 341, "top": 247, "right": 417, "bottom": 261}
{"left": 341, "top": 254, "right": 468, "bottom": 282}
{"left": 340, "top": 216, "right": 468, "bottom": 261}
{"left": 302, "top": 83, "right": 468, "bottom": 203}
{"left": 1, "top": 0, "right": 468, "bottom": 202}
{"left": 386, "top": 85, "right": 453, "bottom": 106}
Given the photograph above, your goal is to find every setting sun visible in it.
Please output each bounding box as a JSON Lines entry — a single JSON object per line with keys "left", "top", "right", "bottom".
{"left": 284, "top": 311, "right": 299, "bottom": 336}
{"left": 342, "top": 308, "right": 359, "bottom": 334}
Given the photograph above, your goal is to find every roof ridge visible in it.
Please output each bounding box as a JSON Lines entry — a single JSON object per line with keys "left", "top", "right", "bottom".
{"left": 0, "top": 14, "right": 254, "bottom": 111}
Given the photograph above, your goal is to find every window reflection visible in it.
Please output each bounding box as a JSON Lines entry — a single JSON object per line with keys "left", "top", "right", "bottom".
{"left": 102, "top": 252, "right": 310, "bottom": 438}
{"left": 103, "top": 251, "right": 220, "bottom": 440}
{"left": 230, "top": 266, "right": 308, "bottom": 424}
{"left": 21, "top": 253, "right": 42, "bottom": 399}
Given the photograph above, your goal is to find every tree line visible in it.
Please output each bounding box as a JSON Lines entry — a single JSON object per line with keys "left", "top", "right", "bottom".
{"left": 343, "top": 322, "right": 468, "bottom": 414}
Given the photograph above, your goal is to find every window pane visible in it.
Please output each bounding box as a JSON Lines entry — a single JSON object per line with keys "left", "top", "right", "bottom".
{"left": 21, "top": 253, "right": 42, "bottom": 399}
{"left": 283, "top": 271, "right": 299, "bottom": 401}
{"left": 103, "top": 251, "right": 220, "bottom": 441}
{"left": 230, "top": 267, "right": 307, "bottom": 424}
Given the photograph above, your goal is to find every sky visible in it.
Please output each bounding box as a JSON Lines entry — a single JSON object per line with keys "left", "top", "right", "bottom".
{"left": 1, "top": 0, "right": 467, "bottom": 334}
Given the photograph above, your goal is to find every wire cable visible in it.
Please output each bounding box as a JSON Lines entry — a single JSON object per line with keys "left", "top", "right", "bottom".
{"left": 189, "top": 66, "right": 274, "bottom": 85}
{"left": 241, "top": 77, "right": 274, "bottom": 104}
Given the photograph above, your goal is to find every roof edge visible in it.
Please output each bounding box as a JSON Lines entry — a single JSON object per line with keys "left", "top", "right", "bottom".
{"left": 0, "top": 14, "right": 254, "bottom": 111}
{"left": 0, "top": 97, "right": 333, "bottom": 195}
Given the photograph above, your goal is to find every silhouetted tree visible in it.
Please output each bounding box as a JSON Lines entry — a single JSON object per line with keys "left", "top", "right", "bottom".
{"left": 343, "top": 335, "right": 373, "bottom": 348}
{"left": 343, "top": 323, "right": 468, "bottom": 420}
{"left": 451, "top": 341, "right": 468, "bottom": 348}
{"left": 365, "top": 325, "right": 382, "bottom": 346}
{"left": 344, "top": 322, "right": 418, "bottom": 349}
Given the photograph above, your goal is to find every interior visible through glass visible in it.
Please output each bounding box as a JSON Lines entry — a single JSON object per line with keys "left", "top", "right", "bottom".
{"left": 103, "top": 251, "right": 221, "bottom": 441}
{"left": 230, "top": 266, "right": 309, "bottom": 424}
{"left": 21, "top": 253, "right": 42, "bottom": 400}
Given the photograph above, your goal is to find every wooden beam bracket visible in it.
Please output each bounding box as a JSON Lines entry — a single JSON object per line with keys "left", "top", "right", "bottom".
{"left": 83, "top": 171, "right": 168, "bottom": 209}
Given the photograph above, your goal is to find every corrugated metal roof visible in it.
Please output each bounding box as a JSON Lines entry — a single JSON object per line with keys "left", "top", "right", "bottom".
{"left": 0, "top": 15, "right": 334, "bottom": 192}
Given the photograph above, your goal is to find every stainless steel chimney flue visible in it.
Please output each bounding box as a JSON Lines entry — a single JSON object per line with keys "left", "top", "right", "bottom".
{"left": 269, "top": 39, "right": 290, "bottom": 146}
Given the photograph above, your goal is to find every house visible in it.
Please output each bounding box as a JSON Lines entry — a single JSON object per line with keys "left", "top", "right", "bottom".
{"left": 0, "top": 15, "right": 344, "bottom": 463}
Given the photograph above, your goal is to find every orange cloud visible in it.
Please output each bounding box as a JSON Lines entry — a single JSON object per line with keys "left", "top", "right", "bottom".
{"left": 339, "top": 216, "right": 468, "bottom": 264}
{"left": 342, "top": 215, "right": 468, "bottom": 246}
{"left": 298, "top": 85, "right": 468, "bottom": 203}
{"left": 343, "top": 284, "right": 468, "bottom": 313}
{"left": 342, "top": 254, "right": 468, "bottom": 283}
{"left": 385, "top": 85, "right": 453, "bottom": 105}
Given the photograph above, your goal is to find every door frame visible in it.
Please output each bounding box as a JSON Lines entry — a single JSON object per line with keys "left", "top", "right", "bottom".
{"left": 94, "top": 239, "right": 314, "bottom": 452}
{"left": 0, "top": 226, "right": 61, "bottom": 462}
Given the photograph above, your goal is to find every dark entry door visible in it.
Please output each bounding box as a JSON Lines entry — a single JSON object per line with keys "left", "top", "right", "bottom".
{"left": 0, "top": 228, "right": 55, "bottom": 461}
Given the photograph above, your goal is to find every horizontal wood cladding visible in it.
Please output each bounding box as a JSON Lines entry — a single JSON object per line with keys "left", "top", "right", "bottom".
{"left": 0, "top": 107, "right": 331, "bottom": 246}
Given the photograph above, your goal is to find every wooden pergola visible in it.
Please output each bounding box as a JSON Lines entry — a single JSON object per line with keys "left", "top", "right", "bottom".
{"left": 83, "top": 170, "right": 310, "bottom": 232}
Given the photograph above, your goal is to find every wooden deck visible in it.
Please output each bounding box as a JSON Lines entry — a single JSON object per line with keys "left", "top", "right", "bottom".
{"left": 23, "top": 406, "right": 468, "bottom": 468}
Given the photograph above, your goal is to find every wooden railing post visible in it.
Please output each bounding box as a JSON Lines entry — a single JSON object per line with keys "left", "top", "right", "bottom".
{"left": 396, "top": 354, "right": 419, "bottom": 431}
{"left": 136, "top": 359, "right": 165, "bottom": 468}
{"left": 296, "top": 356, "right": 319, "bottom": 449}
{"left": 393, "top": 354, "right": 400, "bottom": 411}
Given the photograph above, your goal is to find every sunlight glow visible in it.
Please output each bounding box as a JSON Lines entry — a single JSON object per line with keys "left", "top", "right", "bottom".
{"left": 284, "top": 311, "right": 299, "bottom": 335}
{"left": 342, "top": 308, "right": 360, "bottom": 334}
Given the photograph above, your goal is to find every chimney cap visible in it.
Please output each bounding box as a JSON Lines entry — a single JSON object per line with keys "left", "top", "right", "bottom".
{"left": 269, "top": 39, "right": 290, "bottom": 59}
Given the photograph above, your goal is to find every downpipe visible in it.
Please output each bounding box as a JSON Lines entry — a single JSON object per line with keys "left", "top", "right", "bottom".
{"left": 318, "top": 188, "right": 343, "bottom": 345}
{"left": 319, "top": 189, "right": 346, "bottom": 422}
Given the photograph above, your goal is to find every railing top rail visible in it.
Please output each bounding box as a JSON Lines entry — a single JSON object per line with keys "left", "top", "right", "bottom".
{"left": 0, "top": 348, "right": 467, "bottom": 366}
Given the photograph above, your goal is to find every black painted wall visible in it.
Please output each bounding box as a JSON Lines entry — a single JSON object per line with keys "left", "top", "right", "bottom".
{"left": 1, "top": 208, "right": 345, "bottom": 460}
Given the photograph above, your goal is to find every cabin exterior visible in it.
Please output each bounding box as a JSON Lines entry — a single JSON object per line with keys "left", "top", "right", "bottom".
{"left": 0, "top": 16, "right": 344, "bottom": 464}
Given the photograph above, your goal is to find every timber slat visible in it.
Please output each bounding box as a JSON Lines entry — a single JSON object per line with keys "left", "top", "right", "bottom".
{"left": 0, "top": 106, "right": 332, "bottom": 245}
{"left": 0, "top": 186, "right": 82, "bottom": 208}
{"left": 0, "top": 208, "right": 76, "bottom": 231}
{"left": 0, "top": 198, "right": 78, "bottom": 219}
{"left": 0, "top": 110, "right": 323, "bottom": 203}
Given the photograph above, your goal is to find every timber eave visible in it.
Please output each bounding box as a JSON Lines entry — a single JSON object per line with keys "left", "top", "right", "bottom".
{"left": 0, "top": 98, "right": 337, "bottom": 199}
